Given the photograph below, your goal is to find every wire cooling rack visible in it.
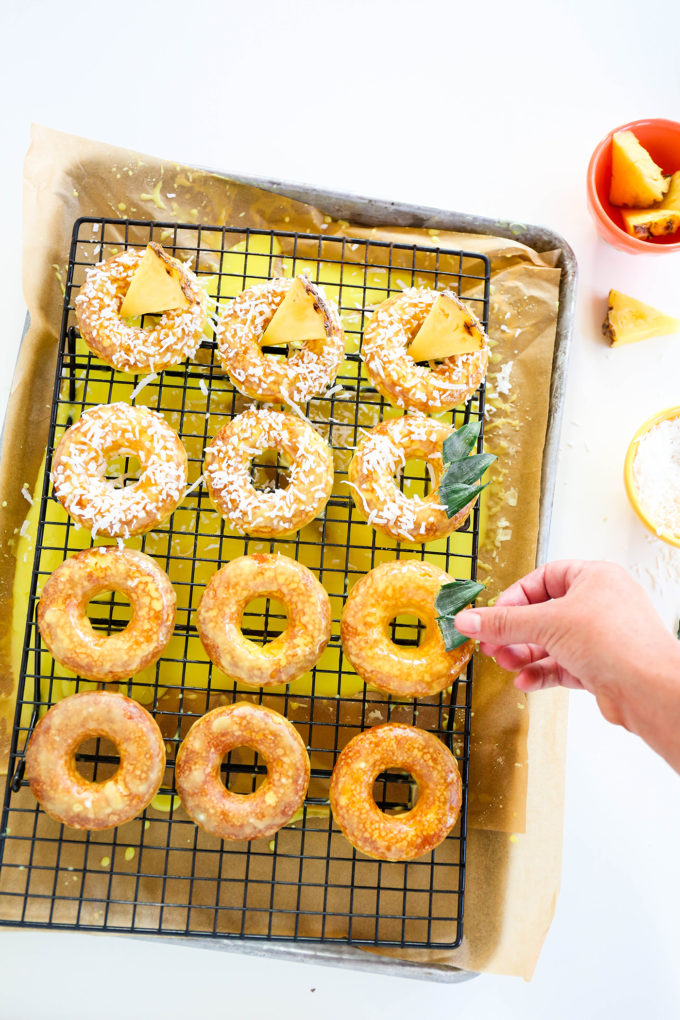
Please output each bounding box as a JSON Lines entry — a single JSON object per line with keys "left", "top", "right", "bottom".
{"left": 0, "top": 217, "right": 490, "bottom": 949}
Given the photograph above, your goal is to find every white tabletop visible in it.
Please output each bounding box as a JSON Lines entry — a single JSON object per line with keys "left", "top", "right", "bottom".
{"left": 1, "top": 1, "right": 680, "bottom": 1016}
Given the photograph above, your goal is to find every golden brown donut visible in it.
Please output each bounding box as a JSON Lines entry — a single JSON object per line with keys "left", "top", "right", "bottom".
{"left": 215, "top": 276, "right": 345, "bottom": 404}
{"left": 75, "top": 246, "right": 208, "bottom": 373}
{"left": 329, "top": 723, "right": 462, "bottom": 861}
{"left": 51, "top": 402, "right": 188, "bottom": 538}
{"left": 175, "top": 702, "right": 310, "bottom": 840}
{"left": 340, "top": 560, "right": 473, "bottom": 697}
{"left": 25, "top": 691, "right": 166, "bottom": 830}
{"left": 196, "top": 554, "right": 331, "bottom": 687}
{"left": 362, "top": 289, "right": 489, "bottom": 413}
{"left": 37, "top": 546, "right": 176, "bottom": 682}
{"left": 347, "top": 414, "right": 475, "bottom": 543}
{"left": 203, "top": 407, "right": 334, "bottom": 537}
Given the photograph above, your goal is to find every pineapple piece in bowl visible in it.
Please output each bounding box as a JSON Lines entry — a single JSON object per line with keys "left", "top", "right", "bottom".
{"left": 622, "top": 173, "right": 680, "bottom": 238}
{"left": 609, "top": 130, "right": 669, "bottom": 207}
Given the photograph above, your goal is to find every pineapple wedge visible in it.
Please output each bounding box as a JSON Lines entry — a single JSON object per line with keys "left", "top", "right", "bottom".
{"left": 621, "top": 172, "right": 680, "bottom": 239}
{"left": 603, "top": 289, "right": 680, "bottom": 347}
{"left": 609, "top": 131, "right": 669, "bottom": 207}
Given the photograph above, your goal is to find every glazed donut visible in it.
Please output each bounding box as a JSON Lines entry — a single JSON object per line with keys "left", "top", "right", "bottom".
{"left": 204, "top": 408, "right": 334, "bottom": 537}
{"left": 51, "top": 402, "right": 188, "bottom": 538}
{"left": 37, "top": 547, "right": 176, "bottom": 682}
{"left": 329, "top": 723, "right": 462, "bottom": 861}
{"left": 347, "top": 414, "right": 475, "bottom": 543}
{"left": 362, "top": 289, "right": 489, "bottom": 413}
{"left": 340, "top": 560, "right": 473, "bottom": 697}
{"left": 25, "top": 691, "right": 166, "bottom": 830}
{"left": 75, "top": 246, "right": 208, "bottom": 373}
{"left": 196, "top": 554, "right": 331, "bottom": 687}
{"left": 175, "top": 702, "right": 310, "bottom": 840}
{"left": 215, "top": 276, "right": 345, "bottom": 404}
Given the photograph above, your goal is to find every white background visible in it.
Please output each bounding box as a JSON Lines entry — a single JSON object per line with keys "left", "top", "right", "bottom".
{"left": 1, "top": 1, "right": 680, "bottom": 1016}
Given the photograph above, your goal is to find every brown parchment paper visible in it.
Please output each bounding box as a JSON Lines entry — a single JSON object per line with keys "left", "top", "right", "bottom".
{"left": 0, "top": 124, "right": 569, "bottom": 978}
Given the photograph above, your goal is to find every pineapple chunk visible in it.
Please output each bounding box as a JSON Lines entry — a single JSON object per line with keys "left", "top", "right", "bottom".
{"left": 260, "top": 276, "right": 327, "bottom": 346}
{"left": 408, "top": 293, "right": 484, "bottom": 362}
{"left": 603, "top": 289, "right": 680, "bottom": 347}
{"left": 609, "top": 131, "right": 669, "bottom": 208}
{"left": 120, "top": 243, "right": 190, "bottom": 318}
{"left": 621, "top": 172, "right": 680, "bottom": 238}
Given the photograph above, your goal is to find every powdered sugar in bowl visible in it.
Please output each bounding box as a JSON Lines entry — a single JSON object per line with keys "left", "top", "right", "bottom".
{"left": 624, "top": 406, "right": 680, "bottom": 547}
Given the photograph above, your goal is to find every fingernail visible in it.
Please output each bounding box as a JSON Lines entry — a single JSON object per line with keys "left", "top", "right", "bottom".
{"left": 455, "top": 610, "right": 481, "bottom": 635}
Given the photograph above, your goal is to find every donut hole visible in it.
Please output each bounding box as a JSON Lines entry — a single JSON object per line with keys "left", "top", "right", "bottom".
{"left": 74, "top": 735, "right": 121, "bottom": 783}
{"left": 104, "top": 451, "right": 142, "bottom": 489}
{"left": 372, "top": 768, "right": 419, "bottom": 815}
{"left": 250, "top": 448, "right": 291, "bottom": 492}
{"left": 241, "top": 596, "right": 288, "bottom": 644}
{"left": 395, "top": 458, "right": 437, "bottom": 498}
{"left": 219, "top": 746, "right": 268, "bottom": 795}
{"left": 86, "top": 590, "right": 133, "bottom": 634}
{"left": 389, "top": 612, "right": 426, "bottom": 647}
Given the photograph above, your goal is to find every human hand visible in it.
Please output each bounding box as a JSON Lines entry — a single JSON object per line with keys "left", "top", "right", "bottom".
{"left": 454, "top": 560, "right": 680, "bottom": 772}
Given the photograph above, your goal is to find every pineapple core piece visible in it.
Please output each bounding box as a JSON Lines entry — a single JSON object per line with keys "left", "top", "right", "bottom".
{"left": 120, "top": 243, "right": 190, "bottom": 318}
{"left": 260, "top": 277, "right": 327, "bottom": 346}
{"left": 609, "top": 131, "right": 669, "bottom": 208}
{"left": 621, "top": 172, "right": 680, "bottom": 239}
{"left": 603, "top": 289, "right": 680, "bottom": 347}
{"left": 408, "top": 294, "right": 484, "bottom": 362}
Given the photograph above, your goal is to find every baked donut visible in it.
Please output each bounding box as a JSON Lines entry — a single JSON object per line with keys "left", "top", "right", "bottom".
{"left": 362, "top": 289, "right": 489, "bottom": 413}
{"left": 175, "top": 702, "right": 310, "bottom": 840}
{"left": 196, "top": 554, "right": 331, "bottom": 687}
{"left": 347, "top": 414, "right": 475, "bottom": 543}
{"left": 204, "top": 407, "right": 333, "bottom": 537}
{"left": 25, "top": 691, "right": 165, "bottom": 830}
{"left": 37, "top": 546, "right": 176, "bottom": 682}
{"left": 341, "top": 560, "right": 473, "bottom": 697}
{"left": 329, "top": 723, "right": 462, "bottom": 861}
{"left": 75, "top": 245, "right": 208, "bottom": 373}
{"left": 51, "top": 402, "right": 188, "bottom": 538}
{"left": 215, "top": 276, "right": 345, "bottom": 404}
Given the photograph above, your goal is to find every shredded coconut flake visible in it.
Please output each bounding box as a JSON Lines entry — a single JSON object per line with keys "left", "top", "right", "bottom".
{"left": 130, "top": 372, "right": 158, "bottom": 401}
{"left": 633, "top": 418, "right": 680, "bottom": 537}
{"left": 495, "top": 361, "right": 513, "bottom": 395}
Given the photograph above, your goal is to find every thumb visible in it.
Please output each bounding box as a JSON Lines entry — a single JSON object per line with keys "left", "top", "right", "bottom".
{"left": 455, "top": 603, "right": 555, "bottom": 648}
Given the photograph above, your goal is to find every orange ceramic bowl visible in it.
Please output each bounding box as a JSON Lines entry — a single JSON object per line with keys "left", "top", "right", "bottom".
{"left": 624, "top": 406, "right": 680, "bottom": 547}
{"left": 587, "top": 118, "right": 680, "bottom": 255}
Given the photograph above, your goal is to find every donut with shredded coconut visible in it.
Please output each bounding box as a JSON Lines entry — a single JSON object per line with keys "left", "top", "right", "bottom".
{"left": 175, "top": 702, "right": 310, "bottom": 840}
{"left": 51, "top": 403, "right": 188, "bottom": 538}
{"left": 362, "top": 289, "right": 489, "bottom": 413}
{"left": 25, "top": 691, "right": 166, "bottom": 830}
{"left": 75, "top": 246, "right": 208, "bottom": 373}
{"left": 37, "top": 547, "right": 176, "bottom": 682}
{"left": 347, "top": 415, "right": 475, "bottom": 543}
{"left": 340, "top": 560, "right": 473, "bottom": 698}
{"left": 197, "top": 554, "right": 331, "bottom": 687}
{"left": 329, "top": 723, "right": 462, "bottom": 861}
{"left": 204, "top": 408, "right": 334, "bottom": 537}
{"left": 215, "top": 276, "right": 345, "bottom": 404}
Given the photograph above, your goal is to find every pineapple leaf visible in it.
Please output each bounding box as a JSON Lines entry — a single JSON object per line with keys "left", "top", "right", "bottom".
{"left": 442, "top": 420, "right": 482, "bottom": 463}
{"left": 436, "top": 579, "right": 485, "bottom": 651}
{"left": 438, "top": 480, "right": 490, "bottom": 518}
{"left": 439, "top": 420, "right": 496, "bottom": 519}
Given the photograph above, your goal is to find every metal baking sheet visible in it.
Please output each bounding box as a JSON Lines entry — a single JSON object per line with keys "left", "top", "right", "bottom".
{"left": 1, "top": 174, "right": 576, "bottom": 983}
